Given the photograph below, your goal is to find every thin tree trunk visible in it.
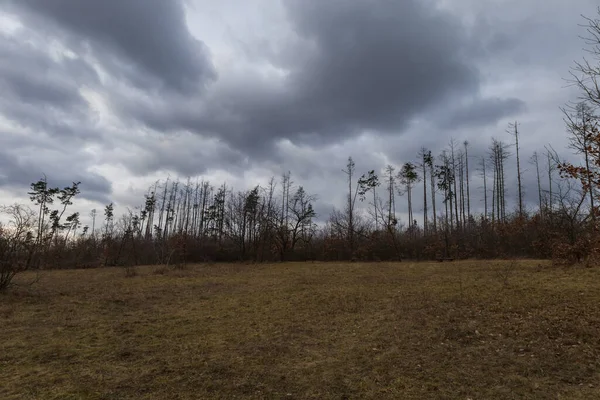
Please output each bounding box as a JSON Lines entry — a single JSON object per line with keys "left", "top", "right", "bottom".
{"left": 482, "top": 157, "right": 488, "bottom": 220}
{"left": 422, "top": 153, "right": 428, "bottom": 234}
{"left": 513, "top": 122, "right": 523, "bottom": 219}
{"left": 451, "top": 142, "right": 459, "bottom": 229}
{"left": 157, "top": 178, "right": 169, "bottom": 237}
{"left": 430, "top": 163, "right": 436, "bottom": 232}
{"left": 492, "top": 153, "right": 496, "bottom": 226}
{"left": 458, "top": 153, "right": 467, "bottom": 229}
{"left": 464, "top": 141, "right": 471, "bottom": 223}
{"left": 547, "top": 151, "right": 553, "bottom": 216}
{"left": 584, "top": 137, "right": 595, "bottom": 221}
{"left": 532, "top": 152, "right": 543, "bottom": 218}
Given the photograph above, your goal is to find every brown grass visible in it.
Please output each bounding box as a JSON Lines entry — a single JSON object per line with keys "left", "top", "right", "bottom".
{"left": 2, "top": 260, "right": 600, "bottom": 399}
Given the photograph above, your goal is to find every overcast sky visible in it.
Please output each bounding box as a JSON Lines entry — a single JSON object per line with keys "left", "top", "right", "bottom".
{"left": 0, "top": 0, "right": 598, "bottom": 227}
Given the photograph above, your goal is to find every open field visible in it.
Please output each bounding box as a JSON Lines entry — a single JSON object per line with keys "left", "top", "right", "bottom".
{"left": 2, "top": 261, "right": 600, "bottom": 399}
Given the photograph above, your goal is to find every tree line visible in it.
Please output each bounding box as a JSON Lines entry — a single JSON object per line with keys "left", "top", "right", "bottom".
{"left": 2, "top": 8, "right": 600, "bottom": 288}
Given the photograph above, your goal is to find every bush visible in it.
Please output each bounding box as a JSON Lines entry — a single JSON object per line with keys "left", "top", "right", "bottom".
{"left": 0, "top": 205, "right": 36, "bottom": 291}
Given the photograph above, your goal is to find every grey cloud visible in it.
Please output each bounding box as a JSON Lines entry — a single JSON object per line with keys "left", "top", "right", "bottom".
{"left": 0, "top": 35, "right": 93, "bottom": 107}
{"left": 438, "top": 97, "right": 527, "bottom": 129}
{"left": 120, "top": 132, "right": 246, "bottom": 178}
{"left": 0, "top": 0, "right": 593, "bottom": 219}
{"left": 0, "top": 30, "right": 111, "bottom": 203}
{"left": 0, "top": 32, "right": 102, "bottom": 143}
{"left": 0, "top": 145, "right": 111, "bottom": 205}
{"left": 117, "top": 0, "right": 514, "bottom": 160}
{"left": 282, "top": 0, "right": 478, "bottom": 130}
{"left": 9, "top": 0, "right": 216, "bottom": 94}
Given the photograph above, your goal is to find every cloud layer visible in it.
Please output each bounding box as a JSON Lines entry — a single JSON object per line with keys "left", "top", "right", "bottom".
{"left": 0, "top": 0, "right": 598, "bottom": 225}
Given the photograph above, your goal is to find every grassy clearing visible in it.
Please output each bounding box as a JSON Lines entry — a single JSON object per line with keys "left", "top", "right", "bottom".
{"left": 2, "top": 260, "right": 600, "bottom": 399}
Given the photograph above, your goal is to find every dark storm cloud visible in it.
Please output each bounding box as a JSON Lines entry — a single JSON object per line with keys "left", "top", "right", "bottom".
{"left": 8, "top": 0, "right": 216, "bottom": 94}
{"left": 0, "top": 35, "right": 93, "bottom": 104}
{"left": 0, "top": 33, "right": 102, "bottom": 142}
{"left": 0, "top": 0, "right": 554, "bottom": 206}
{"left": 0, "top": 25, "right": 111, "bottom": 202}
{"left": 282, "top": 0, "right": 478, "bottom": 130}
{"left": 113, "top": 0, "right": 524, "bottom": 161}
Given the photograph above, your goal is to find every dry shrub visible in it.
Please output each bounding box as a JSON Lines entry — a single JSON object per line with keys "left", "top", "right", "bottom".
{"left": 494, "top": 260, "right": 518, "bottom": 288}
{"left": 124, "top": 265, "right": 137, "bottom": 278}
{"left": 551, "top": 236, "right": 600, "bottom": 267}
{"left": 0, "top": 205, "right": 36, "bottom": 291}
{"left": 153, "top": 265, "right": 170, "bottom": 275}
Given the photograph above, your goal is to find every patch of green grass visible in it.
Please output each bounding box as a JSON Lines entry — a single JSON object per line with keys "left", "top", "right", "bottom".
{"left": 2, "top": 260, "right": 600, "bottom": 399}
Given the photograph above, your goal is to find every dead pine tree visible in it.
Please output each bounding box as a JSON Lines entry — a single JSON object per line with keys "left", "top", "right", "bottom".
{"left": 464, "top": 141, "right": 471, "bottom": 223}
{"left": 530, "top": 152, "right": 544, "bottom": 218}
{"left": 508, "top": 121, "right": 524, "bottom": 219}
{"left": 419, "top": 148, "right": 430, "bottom": 234}
{"left": 427, "top": 152, "right": 437, "bottom": 233}
{"left": 489, "top": 139, "right": 510, "bottom": 224}
{"left": 480, "top": 156, "right": 488, "bottom": 220}
{"left": 545, "top": 146, "right": 556, "bottom": 217}
{"left": 458, "top": 150, "right": 466, "bottom": 229}
{"left": 342, "top": 158, "right": 359, "bottom": 259}
{"left": 450, "top": 139, "right": 460, "bottom": 229}
{"left": 385, "top": 165, "right": 397, "bottom": 228}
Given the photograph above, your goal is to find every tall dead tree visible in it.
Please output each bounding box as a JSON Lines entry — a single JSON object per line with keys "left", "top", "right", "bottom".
{"left": 427, "top": 153, "right": 437, "bottom": 232}
{"left": 458, "top": 150, "right": 466, "bottom": 229}
{"left": 450, "top": 140, "right": 460, "bottom": 229}
{"left": 419, "top": 148, "right": 430, "bottom": 234}
{"left": 464, "top": 141, "right": 471, "bottom": 221}
{"left": 385, "top": 165, "right": 397, "bottom": 228}
{"left": 508, "top": 121, "right": 523, "bottom": 218}
{"left": 563, "top": 102, "right": 597, "bottom": 220}
{"left": 343, "top": 157, "right": 358, "bottom": 256}
{"left": 281, "top": 171, "right": 292, "bottom": 229}
{"left": 530, "top": 152, "right": 543, "bottom": 217}
{"left": 480, "top": 156, "right": 488, "bottom": 219}
{"left": 490, "top": 139, "right": 509, "bottom": 223}
{"left": 546, "top": 148, "right": 555, "bottom": 215}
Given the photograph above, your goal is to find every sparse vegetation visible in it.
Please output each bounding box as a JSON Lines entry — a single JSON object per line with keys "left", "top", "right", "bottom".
{"left": 3, "top": 260, "right": 600, "bottom": 399}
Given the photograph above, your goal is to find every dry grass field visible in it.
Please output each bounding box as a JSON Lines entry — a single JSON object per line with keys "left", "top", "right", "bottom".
{"left": 2, "top": 260, "right": 600, "bottom": 399}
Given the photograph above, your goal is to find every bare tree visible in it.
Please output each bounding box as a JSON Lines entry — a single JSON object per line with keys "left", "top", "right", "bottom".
{"left": 546, "top": 147, "right": 556, "bottom": 215}
{"left": 569, "top": 8, "right": 600, "bottom": 109}
{"left": 464, "top": 141, "right": 471, "bottom": 222}
{"left": 385, "top": 165, "right": 397, "bottom": 228}
{"left": 419, "top": 148, "right": 430, "bottom": 234}
{"left": 343, "top": 157, "right": 360, "bottom": 256}
{"left": 0, "top": 204, "right": 36, "bottom": 291}
{"left": 480, "top": 156, "right": 488, "bottom": 219}
{"left": 508, "top": 121, "right": 524, "bottom": 218}
{"left": 563, "top": 102, "right": 598, "bottom": 220}
{"left": 288, "top": 187, "right": 317, "bottom": 253}
{"left": 450, "top": 139, "right": 460, "bottom": 228}
{"left": 458, "top": 150, "right": 466, "bottom": 229}
{"left": 489, "top": 139, "right": 510, "bottom": 223}
{"left": 531, "top": 152, "right": 544, "bottom": 217}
